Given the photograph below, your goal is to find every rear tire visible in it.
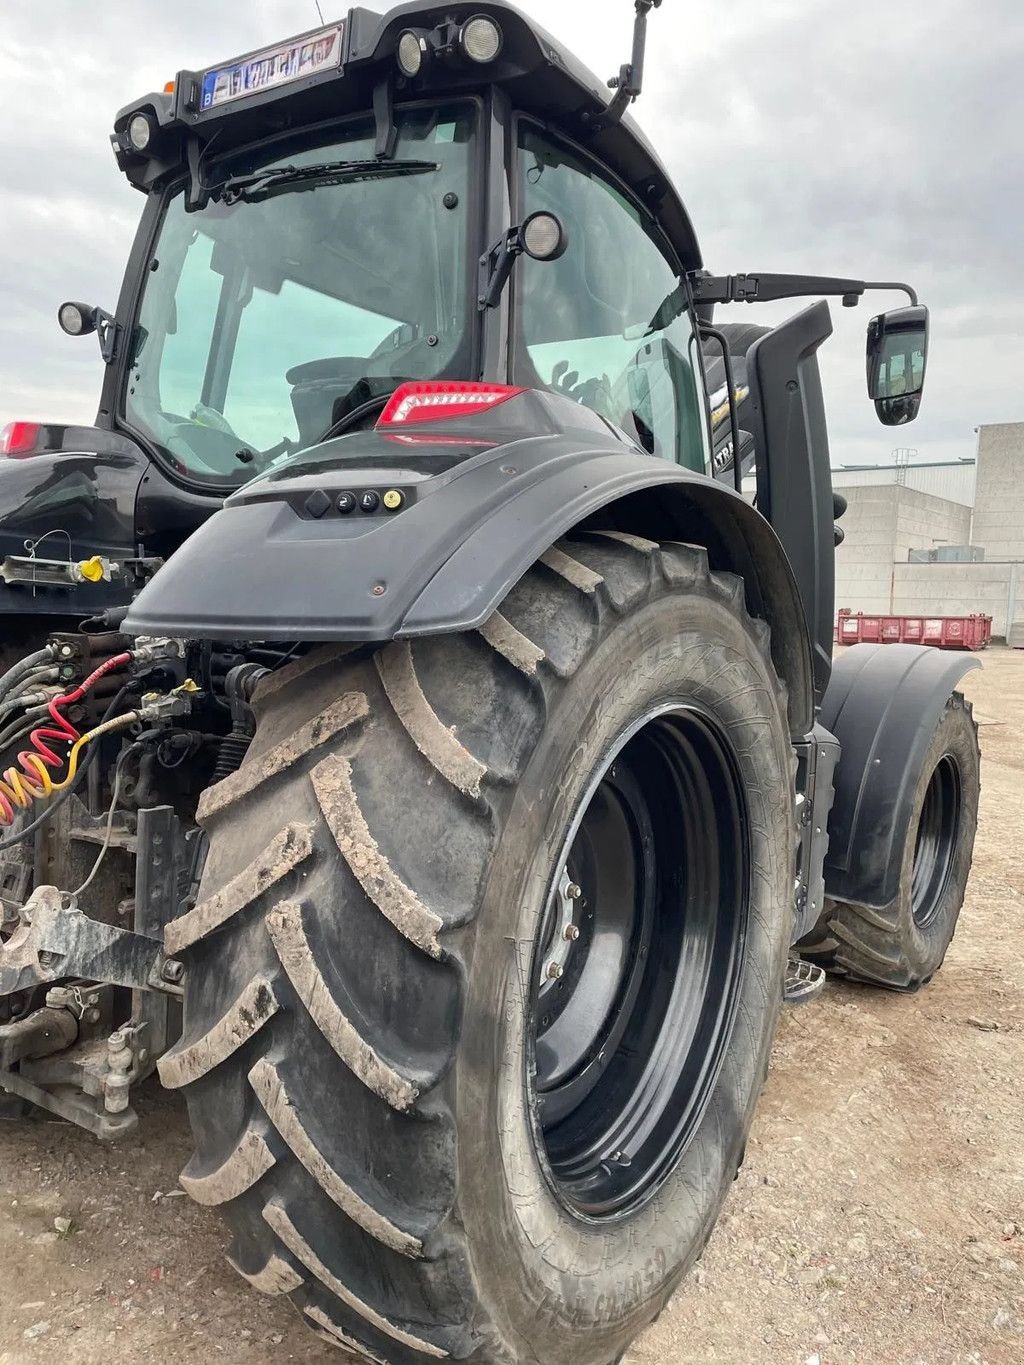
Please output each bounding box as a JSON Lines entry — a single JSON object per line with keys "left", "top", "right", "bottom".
{"left": 162, "top": 535, "right": 795, "bottom": 1363}
{"left": 799, "top": 692, "right": 980, "bottom": 991}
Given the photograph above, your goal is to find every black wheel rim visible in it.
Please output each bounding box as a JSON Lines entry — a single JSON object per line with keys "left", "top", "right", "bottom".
{"left": 911, "top": 755, "right": 961, "bottom": 928}
{"left": 528, "top": 703, "right": 750, "bottom": 1220}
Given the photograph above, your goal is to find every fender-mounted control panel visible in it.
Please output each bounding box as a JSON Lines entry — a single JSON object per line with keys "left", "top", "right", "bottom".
{"left": 301, "top": 487, "right": 408, "bottom": 520}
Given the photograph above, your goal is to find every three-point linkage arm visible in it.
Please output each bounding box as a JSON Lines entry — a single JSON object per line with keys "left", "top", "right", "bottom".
{"left": 689, "top": 272, "right": 920, "bottom": 308}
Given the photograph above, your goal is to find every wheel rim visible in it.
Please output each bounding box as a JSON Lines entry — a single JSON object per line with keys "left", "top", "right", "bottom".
{"left": 528, "top": 703, "right": 750, "bottom": 1220}
{"left": 911, "top": 755, "right": 962, "bottom": 928}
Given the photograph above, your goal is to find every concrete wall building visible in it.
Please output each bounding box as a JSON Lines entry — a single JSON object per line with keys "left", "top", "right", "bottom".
{"left": 831, "top": 422, "right": 1024, "bottom": 642}
{"left": 971, "top": 424, "right": 1024, "bottom": 561}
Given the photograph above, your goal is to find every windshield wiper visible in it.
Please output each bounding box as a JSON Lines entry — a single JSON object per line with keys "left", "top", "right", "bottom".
{"left": 218, "top": 158, "right": 439, "bottom": 206}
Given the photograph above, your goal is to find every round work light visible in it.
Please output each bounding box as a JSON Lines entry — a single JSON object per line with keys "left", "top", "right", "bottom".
{"left": 127, "top": 111, "right": 154, "bottom": 153}
{"left": 397, "top": 30, "right": 427, "bottom": 77}
{"left": 521, "top": 212, "right": 568, "bottom": 262}
{"left": 58, "top": 302, "right": 88, "bottom": 336}
{"left": 460, "top": 15, "right": 503, "bottom": 64}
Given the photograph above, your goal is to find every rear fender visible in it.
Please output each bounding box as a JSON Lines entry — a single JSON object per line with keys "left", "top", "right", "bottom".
{"left": 124, "top": 413, "right": 814, "bottom": 734}
{"left": 822, "top": 643, "right": 981, "bottom": 907}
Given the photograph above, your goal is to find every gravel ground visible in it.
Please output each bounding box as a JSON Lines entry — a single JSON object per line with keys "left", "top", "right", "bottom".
{"left": 0, "top": 649, "right": 1020, "bottom": 1365}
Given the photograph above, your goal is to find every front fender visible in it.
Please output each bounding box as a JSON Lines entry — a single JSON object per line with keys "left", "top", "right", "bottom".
{"left": 124, "top": 421, "right": 814, "bottom": 731}
{"left": 822, "top": 643, "right": 981, "bottom": 908}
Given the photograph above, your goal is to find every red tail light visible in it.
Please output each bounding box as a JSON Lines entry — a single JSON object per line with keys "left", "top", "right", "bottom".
{"left": 0, "top": 421, "right": 42, "bottom": 456}
{"left": 377, "top": 381, "right": 525, "bottom": 427}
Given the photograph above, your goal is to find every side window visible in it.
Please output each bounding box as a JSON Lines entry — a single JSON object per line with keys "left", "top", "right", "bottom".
{"left": 152, "top": 231, "right": 222, "bottom": 420}
{"left": 515, "top": 125, "right": 707, "bottom": 471}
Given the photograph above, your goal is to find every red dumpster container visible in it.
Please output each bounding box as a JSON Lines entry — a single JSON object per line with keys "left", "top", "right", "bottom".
{"left": 836, "top": 611, "right": 991, "bottom": 651}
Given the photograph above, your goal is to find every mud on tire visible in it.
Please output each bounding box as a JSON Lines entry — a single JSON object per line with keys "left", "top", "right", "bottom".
{"left": 160, "top": 534, "right": 796, "bottom": 1364}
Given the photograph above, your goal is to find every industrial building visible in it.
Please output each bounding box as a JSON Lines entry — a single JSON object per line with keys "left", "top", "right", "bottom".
{"left": 831, "top": 422, "right": 1024, "bottom": 645}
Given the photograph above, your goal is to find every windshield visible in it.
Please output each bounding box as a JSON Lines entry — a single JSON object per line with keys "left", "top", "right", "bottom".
{"left": 123, "top": 103, "right": 476, "bottom": 485}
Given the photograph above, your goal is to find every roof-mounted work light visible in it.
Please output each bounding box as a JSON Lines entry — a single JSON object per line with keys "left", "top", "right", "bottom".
{"left": 396, "top": 29, "right": 427, "bottom": 77}
{"left": 459, "top": 15, "right": 503, "bottom": 64}
{"left": 125, "top": 110, "right": 155, "bottom": 154}
{"left": 397, "top": 15, "right": 503, "bottom": 79}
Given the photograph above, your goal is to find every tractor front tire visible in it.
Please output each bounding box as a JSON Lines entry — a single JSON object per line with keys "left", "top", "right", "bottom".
{"left": 161, "top": 535, "right": 795, "bottom": 1364}
{"left": 799, "top": 692, "right": 980, "bottom": 991}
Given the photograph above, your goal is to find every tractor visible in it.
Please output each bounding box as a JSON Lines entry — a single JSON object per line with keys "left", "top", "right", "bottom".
{"left": 0, "top": 5, "right": 980, "bottom": 1363}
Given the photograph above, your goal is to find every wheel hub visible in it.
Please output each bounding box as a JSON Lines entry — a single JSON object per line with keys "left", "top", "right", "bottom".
{"left": 911, "top": 754, "right": 962, "bottom": 928}
{"left": 539, "top": 868, "right": 583, "bottom": 988}
{"left": 527, "top": 703, "right": 750, "bottom": 1220}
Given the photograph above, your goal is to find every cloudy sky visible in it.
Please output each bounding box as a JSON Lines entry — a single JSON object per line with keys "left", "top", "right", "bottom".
{"left": 0, "top": 0, "right": 1019, "bottom": 468}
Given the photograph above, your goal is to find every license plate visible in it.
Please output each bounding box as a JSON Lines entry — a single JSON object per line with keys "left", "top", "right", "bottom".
{"left": 199, "top": 25, "right": 344, "bottom": 112}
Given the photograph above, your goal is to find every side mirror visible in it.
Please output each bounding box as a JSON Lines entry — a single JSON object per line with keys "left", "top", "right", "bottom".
{"left": 866, "top": 304, "right": 929, "bottom": 426}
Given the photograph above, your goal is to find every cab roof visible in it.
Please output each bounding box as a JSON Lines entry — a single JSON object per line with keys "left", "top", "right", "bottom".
{"left": 112, "top": 1, "right": 702, "bottom": 273}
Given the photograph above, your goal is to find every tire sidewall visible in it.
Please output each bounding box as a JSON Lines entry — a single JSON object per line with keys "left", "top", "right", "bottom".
{"left": 893, "top": 697, "right": 980, "bottom": 976}
{"left": 455, "top": 589, "right": 794, "bottom": 1362}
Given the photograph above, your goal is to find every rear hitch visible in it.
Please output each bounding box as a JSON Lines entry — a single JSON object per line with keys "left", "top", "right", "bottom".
{"left": 0, "top": 804, "right": 198, "bottom": 1139}
{"left": 0, "top": 884, "right": 184, "bottom": 999}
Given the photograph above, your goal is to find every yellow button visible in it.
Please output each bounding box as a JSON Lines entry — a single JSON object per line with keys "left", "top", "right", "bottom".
{"left": 383, "top": 489, "right": 404, "bottom": 511}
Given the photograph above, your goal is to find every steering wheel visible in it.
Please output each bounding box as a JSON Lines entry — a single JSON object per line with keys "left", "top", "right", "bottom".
{"left": 163, "top": 406, "right": 255, "bottom": 478}
{"left": 320, "top": 394, "right": 392, "bottom": 443}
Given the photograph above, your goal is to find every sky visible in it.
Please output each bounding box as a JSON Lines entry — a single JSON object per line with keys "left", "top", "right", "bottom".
{"left": 0, "top": 0, "right": 1020, "bottom": 469}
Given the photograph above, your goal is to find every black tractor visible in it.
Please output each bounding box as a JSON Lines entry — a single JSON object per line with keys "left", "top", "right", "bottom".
{"left": 0, "top": 6, "right": 980, "bottom": 1363}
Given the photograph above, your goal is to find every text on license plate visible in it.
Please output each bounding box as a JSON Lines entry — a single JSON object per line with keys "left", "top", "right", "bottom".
{"left": 200, "top": 25, "right": 344, "bottom": 112}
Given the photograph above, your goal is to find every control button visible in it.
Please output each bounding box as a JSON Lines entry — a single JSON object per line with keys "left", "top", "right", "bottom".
{"left": 304, "top": 489, "right": 331, "bottom": 519}
{"left": 337, "top": 491, "right": 357, "bottom": 515}
{"left": 383, "top": 489, "right": 404, "bottom": 511}
{"left": 359, "top": 490, "right": 381, "bottom": 513}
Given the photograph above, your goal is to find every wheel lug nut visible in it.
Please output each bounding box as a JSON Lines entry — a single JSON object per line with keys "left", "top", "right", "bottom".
{"left": 546, "top": 961, "right": 564, "bottom": 981}
{"left": 567, "top": 883, "right": 582, "bottom": 900}
{"left": 563, "top": 925, "right": 580, "bottom": 942}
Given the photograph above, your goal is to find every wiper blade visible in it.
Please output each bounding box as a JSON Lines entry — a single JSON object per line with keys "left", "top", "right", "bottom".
{"left": 218, "top": 158, "right": 438, "bottom": 205}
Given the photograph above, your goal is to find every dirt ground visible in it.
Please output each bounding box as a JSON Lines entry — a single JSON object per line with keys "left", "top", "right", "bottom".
{"left": 0, "top": 650, "right": 1021, "bottom": 1365}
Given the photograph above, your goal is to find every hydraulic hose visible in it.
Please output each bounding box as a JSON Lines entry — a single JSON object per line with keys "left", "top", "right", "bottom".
{"left": 0, "top": 670, "right": 59, "bottom": 720}
{"left": 0, "top": 684, "right": 131, "bottom": 853}
{"left": 0, "top": 648, "right": 53, "bottom": 704}
{"left": 0, "top": 705, "right": 48, "bottom": 756}
{"left": 0, "top": 652, "right": 132, "bottom": 827}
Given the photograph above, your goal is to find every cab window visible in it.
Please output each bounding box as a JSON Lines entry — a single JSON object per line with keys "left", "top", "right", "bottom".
{"left": 514, "top": 124, "right": 708, "bottom": 471}
{"left": 124, "top": 103, "right": 476, "bottom": 485}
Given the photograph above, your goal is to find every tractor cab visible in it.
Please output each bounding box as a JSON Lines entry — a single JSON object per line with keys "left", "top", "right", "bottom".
{"left": 100, "top": 4, "right": 715, "bottom": 485}
{"left": 0, "top": 4, "right": 727, "bottom": 631}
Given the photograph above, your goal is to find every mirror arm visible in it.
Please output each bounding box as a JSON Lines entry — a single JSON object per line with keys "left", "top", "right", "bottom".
{"left": 690, "top": 272, "right": 918, "bottom": 308}
{"left": 585, "top": 0, "right": 662, "bottom": 131}
{"left": 862, "top": 280, "right": 919, "bottom": 307}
